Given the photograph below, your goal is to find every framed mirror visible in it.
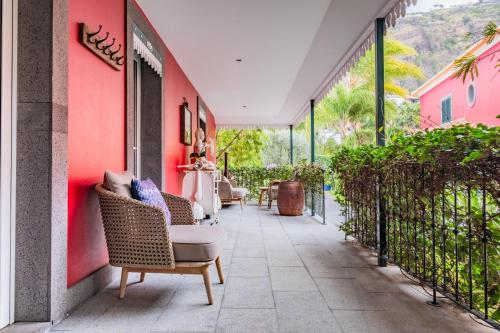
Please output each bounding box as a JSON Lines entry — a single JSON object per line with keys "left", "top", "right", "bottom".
{"left": 180, "top": 101, "right": 192, "bottom": 145}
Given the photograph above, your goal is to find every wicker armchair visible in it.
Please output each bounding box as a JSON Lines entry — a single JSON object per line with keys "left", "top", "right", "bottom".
{"left": 218, "top": 179, "right": 248, "bottom": 209}
{"left": 95, "top": 184, "right": 224, "bottom": 304}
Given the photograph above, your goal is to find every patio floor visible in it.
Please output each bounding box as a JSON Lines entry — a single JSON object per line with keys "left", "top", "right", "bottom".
{"left": 50, "top": 201, "right": 495, "bottom": 333}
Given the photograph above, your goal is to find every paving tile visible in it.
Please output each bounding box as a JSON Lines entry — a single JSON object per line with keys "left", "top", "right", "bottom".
{"left": 276, "top": 308, "right": 342, "bottom": 333}
{"left": 302, "top": 257, "right": 355, "bottom": 278}
{"left": 273, "top": 291, "right": 329, "bottom": 310}
{"left": 295, "top": 245, "right": 332, "bottom": 258}
{"left": 111, "top": 274, "right": 183, "bottom": 308}
{"left": 84, "top": 306, "right": 163, "bottom": 333}
{"left": 346, "top": 267, "right": 398, "bottom": 293}
{"left": 264, "top": 239, "right": 294, "bottom": 251}
{"left": 222, "top": 277, "right": 274, "bottom": 309}
{"left": 229, "top": 257, "right": 269, "bottom": 277}
{"left": 315, "top": 278, "right": 378, "bottom": 310}
{"left": 266, "top": 250, "right": 303, "bottom": 267}
{"left": 232, "top": 246, "right": 266, "bottom": 258}
{"left": 216, "top": 309, "right": 279, "bottom": 333}
{"left": 154, "top": 303, "right": 221, "bottom": 332}
{"left": 51, "top": 288, "right": 119, "bottom": 331}
{"left": 285, "top": 232, "right": 318, "bottom": 245}
{"left": 151, "top": 280, "right": 224, "bottom": 332}
{"left": 170, "top": 276, "right": 225, "bottom": 306}
{"left": 220, "top": 249, "right": 233, "bottom": 267}
{"left": 332, "top": 310, "right": 401, "bottom": 333}
{"left": 2, "top": 323, "right": 51, "bottom": 333}
{"left": 269, "top": 267, "right": 317, "bottom": 291}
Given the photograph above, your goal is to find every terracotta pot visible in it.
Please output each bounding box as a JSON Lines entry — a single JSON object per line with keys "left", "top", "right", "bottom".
{"left": 277, "top": 181, "right": 304, "bottom": 216}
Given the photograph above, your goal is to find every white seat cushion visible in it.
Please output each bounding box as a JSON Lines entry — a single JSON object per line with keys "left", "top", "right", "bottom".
{"left": 169, "top": 225, "right": 224, "bottom": 262}
{"left": 231, "top": 187, "right": 248, "bottom": 198}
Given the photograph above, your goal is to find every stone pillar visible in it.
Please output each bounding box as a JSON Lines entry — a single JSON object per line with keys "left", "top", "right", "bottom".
{"left": 15, "top": 0, "right": 68, "bottom": 322}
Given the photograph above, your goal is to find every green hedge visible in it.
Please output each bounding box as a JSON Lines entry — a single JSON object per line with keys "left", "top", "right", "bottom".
{"left": 227, "top": 162, "right": 325, "bottom": 202}
{"left": 330, "top": 124, "right": 499, "bottom": 322}
{"left": 229, "top": 166, "right": 293, "bottom": 200}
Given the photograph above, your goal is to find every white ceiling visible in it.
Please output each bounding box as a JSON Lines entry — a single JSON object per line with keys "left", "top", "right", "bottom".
{"left": 137, "top": 0, "right": 397, "bottom": 127}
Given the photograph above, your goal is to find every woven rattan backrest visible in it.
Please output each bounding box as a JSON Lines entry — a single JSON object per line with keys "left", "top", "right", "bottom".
{"left": 95, "top": 184, "right": 175, "bottom": 269}
{"left": 161, "top": 192, "right": 197, "bottom": 225}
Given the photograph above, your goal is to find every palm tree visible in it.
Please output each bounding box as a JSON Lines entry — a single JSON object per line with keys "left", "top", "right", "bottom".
{"left": 315, "top": 84, "right": 374, "bottom": 145}
{"left": 350, "top": 38, "right": 425, "bottom": 97}
{"left": 452, "top": 21, "right": 499, "bottom": 82}
{"left": 315, "top": 38, "right": 424, "bottom": 147}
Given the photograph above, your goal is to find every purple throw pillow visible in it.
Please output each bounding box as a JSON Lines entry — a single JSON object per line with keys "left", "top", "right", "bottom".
{"left": 131, "top": 178, "right": 172, "bottom": 226}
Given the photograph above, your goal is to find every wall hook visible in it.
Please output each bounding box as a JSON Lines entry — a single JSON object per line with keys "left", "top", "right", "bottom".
{"left": 79, "top": 23, "right": 124, "bottom": 71}
{"left": 109, "top": 44, "right": 122, "bottom": 60}
{"left": 86, "top": 25, "right": 102, "bottom": 43}
{"left": 115, "top": 55, "right": 125, "bottom": 66}
{"left": 95, "top": 32, "right": 109, "bottom": 50}
{"left": 102, "top": 38, "right": 115, "bottom": 55}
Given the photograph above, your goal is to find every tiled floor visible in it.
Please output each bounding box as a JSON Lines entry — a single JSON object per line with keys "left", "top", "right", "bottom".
{"left": 49, "top": 201, "right": 495, "bottom": 333}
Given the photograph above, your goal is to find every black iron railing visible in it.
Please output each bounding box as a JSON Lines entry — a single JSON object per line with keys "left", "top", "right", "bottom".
{"left": 341, "top": 161, "right": 499, "bottom": 328}
{"left": 304, "top": 170, "right": 326, "bottom": 224}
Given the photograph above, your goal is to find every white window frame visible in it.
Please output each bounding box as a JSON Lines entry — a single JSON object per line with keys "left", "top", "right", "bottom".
{"left": 0, "top": 0, "right": 17, "bottom": 328}
{"left": 440, "top": 94, "right": 452, "bottom": 124}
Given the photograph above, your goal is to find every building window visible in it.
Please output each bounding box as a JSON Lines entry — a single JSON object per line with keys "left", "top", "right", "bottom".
{"left": 441, "top": 96, "right": 452, "bottom": 124}
{"left": 467, "top": 82, "right": 476, "bottom": 107}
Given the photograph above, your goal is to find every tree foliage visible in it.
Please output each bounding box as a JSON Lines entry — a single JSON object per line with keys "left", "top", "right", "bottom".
{"left": 216, "top": 129, "right": 266, "bottom": 169}
{"left": 452, "top": 21, "right": 499, "bottom": 83}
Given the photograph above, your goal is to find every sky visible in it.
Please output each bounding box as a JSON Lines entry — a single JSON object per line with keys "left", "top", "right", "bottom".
{"left": 408, "top": 0, "right": 480, "bottom": 13}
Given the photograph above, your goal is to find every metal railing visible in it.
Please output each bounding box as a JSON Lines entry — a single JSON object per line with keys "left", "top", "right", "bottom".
{"left": 342, "top": 162, "right": 499, "bottom": 328}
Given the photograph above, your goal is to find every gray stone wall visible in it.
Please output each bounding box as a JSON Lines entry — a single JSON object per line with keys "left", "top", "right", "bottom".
{"left": 16, "top": 0, "right": 65, "bottom": 321}
{"left": 15, "top": 0, "right": 117, "bottom": 323}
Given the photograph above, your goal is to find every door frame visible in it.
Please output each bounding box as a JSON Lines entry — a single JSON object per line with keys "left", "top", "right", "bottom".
{"left": 133, "top": 51, "right": 142, "bottom": 179}
{"left": 0, "top": 0, "right": 17, "bottom": 328}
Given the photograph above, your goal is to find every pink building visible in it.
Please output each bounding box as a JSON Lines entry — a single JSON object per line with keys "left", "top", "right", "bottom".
{"left": 414, "top": 33, "right": 500, "bottom": 129}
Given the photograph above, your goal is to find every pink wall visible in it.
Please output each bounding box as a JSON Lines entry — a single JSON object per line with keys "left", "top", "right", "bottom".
{"left": 420, "top": 42, "right": 500, "bottom": 129}
{"left": 67, "top": 0, "right": 126, "bottom": 286}
{"left": 68, "top": 0, "right": 216, "bottom": 287}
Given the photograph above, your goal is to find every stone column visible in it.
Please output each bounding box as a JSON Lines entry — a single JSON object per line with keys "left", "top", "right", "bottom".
{"left": 15, "top": 0, "right": 68, "bottom": 322}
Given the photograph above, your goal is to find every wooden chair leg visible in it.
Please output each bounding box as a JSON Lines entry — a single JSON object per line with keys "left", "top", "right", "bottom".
{"left": 258, "top": 191, "right": 263, "bottom": 206}
{"left": 240, "top": 198, "right": 243, "bottom": 209}
{"left": 215, "top": 256, "right": 224, "bottom": 284}
{"left": 119, "top": 267, "right": 129, "bottom": 299}
{"left": 140, "top": 272, "right": 146, "bottom": 282}
{"left": 201, "top": 265, "right": 214, "bottom": 305}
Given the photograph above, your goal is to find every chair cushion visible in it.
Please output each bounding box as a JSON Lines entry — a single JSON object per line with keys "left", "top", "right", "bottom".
{"left": 131, "top": 178, "right": 172, "bottom": 226}
{"left": 169, "top": 225, "right": 224, "bottom": 262}
{"left": 103, "top": 170, "right": 136, "bottom": 198}
{"left": 231, "top": 187, "right": 248, "bottom": 198}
